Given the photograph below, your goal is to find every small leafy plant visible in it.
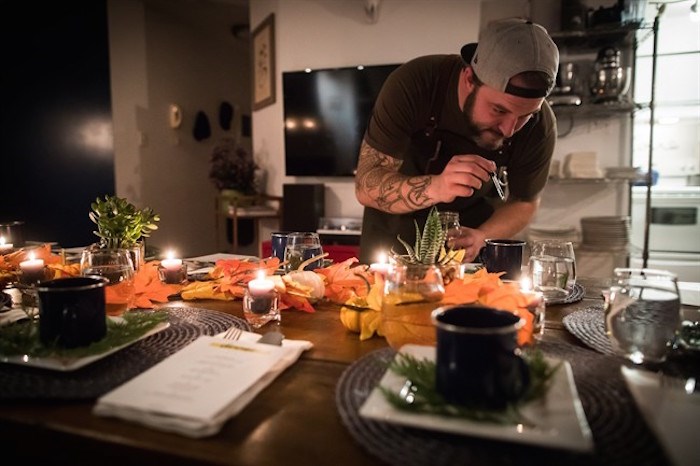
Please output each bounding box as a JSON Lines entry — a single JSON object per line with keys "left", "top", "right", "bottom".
{"left": 89, "top": 195, "right": 160, "bottom": 249}
{"left": 209, "top": 137, "right": 258, "bottom": 194}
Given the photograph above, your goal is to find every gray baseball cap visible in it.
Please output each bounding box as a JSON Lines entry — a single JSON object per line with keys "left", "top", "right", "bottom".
{"left": 461, "top": 18, "right": 559, "bottom": 98}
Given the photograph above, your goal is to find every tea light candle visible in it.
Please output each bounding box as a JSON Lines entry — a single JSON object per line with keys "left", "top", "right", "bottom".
{"left": 248, "top": 270, "right": 275, "bottom": 296}
{"left": 243, "top": 270, "right": 280, "bottom": 327}
{"left": 158, "top": 250, "right": 187, "bottom": 284}
{"left": 370, "top": 251, "right": 391, "bottom": 276}
{"left": 519, "top": 277, "right": 532, "bottom": 292}
{"left": 0, "top": 236, "right": 13, "bottom": 254}
{"left": 20, "top": 252, "right": 45, "bottom": 283}
{"left": 161, "top": 250, "right": 182, "bottom": 271}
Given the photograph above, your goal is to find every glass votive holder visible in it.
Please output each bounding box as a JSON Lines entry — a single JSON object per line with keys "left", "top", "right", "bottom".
{"left": 158, "top": 264, "right": 188, "bottom": 284}
{"left": 243, "top": 289, "right": 280, "bottom": 328}
{"left": 523, "top": 290, "right": 546, "bottom": 341}
{"left": 19, "top": 267, "right": 48, "bottom": 286}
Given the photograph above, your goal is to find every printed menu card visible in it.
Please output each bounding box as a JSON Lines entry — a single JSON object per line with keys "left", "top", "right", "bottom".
{"left": 94, "top": 335, "right": 312, "bottom": 437}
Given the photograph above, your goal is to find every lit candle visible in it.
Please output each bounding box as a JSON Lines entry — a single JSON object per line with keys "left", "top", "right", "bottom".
{"left": 161, "top": 250, "right": 183, "bottom": 271}
{"left": 519, "top": 277, "right": 532, "bottom": 292}
{"left": 248, "top": 270, "right": 275, "bottom": 296}
{"left": 0, "top": 236, "right": 13, "bottom": 254}
{"left": 158, "top": 250, "right": 186, "bottom": 284}
{"left": 369, "top": 251, "right": 391, "bottom": 276}
{"left": 19, "top": 251, "right": 45, "bottom": 283}
{"left": 519, "top": 277, "right": 545, "bottom": 340}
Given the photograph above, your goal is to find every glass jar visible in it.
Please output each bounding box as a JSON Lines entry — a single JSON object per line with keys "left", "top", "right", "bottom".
{"left": 381, "top": 264, "right": 445, "bottom": 350}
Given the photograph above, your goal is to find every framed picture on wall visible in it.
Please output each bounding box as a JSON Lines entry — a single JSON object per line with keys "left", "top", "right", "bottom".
{"left": 251, "top": 13, "right": 275, "bottom": 111}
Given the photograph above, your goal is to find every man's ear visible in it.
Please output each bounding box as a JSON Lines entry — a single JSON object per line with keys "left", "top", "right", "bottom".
{"left": 462, "top": 66, "right": 477, "bottom": 95}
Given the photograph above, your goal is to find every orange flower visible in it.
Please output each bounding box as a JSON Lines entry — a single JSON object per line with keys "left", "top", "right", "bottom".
{"left": 442, "top": 269, "right": 534, "bottom": 346}
{"left": 315, "top": 258, "right": 374, "bottom": 304}
{"left": 442, "top": 268, "right": 503, "bottom": 304}
{"left": 47, "top": 263, "right": 82, "bottom": 279}
{"left": 128, "top": 262, "right": 183, "bottom": 309}
{"left": 212, "top": 257, "right": 280, "bottom": 298}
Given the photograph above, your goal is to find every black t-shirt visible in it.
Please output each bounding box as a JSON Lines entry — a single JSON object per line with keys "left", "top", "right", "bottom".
{"left": 359, "top": 54, "right": 556, "bottom": 263}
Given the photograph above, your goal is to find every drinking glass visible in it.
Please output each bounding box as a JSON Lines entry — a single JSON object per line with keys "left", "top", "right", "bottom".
{"left": 605, "top": 268, "right": 681, "bottom": 365}
{"left": 528, "top": 240, "right": 576, "bottom": 301}
{"left": 381, "top": 264, "right": 445, "bottom": 350}
{"left": 284, "top": 232, "right": 323, "bottom": 272}
{"left": 80, "top": 247, "right": 136, "bottom": 316}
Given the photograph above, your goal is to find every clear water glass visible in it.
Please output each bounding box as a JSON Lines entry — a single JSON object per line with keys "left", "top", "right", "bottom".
{"left": 80, "top": 247, "right": 136, "bottom": 316}
{"left": 284, "top": 232, "right": 323, "bottom": 272}
{"left": 528, "top": 240, "right": 576, "bottom": 301}
{"left": 605, "top": 268, "right": 681, "bottom": 365}
{"left": 381, "top": 264, "right": 445, "bottom": 350}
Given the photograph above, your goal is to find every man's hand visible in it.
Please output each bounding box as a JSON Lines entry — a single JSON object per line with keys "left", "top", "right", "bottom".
{"left": 451, "top": 226, "right": 487, "bottom": 262}
{"left": 430, "top": 155, "right": 496, "bottom": 204}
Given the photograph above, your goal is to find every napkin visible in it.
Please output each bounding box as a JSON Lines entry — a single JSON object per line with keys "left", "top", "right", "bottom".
{"left": 93, "top": 331, "right": 312, "bottom": 437}
{"left": 621, "top": 366, "right": 700, "bottom": 466}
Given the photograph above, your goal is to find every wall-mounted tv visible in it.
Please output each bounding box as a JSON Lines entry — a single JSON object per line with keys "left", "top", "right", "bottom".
{"left": 282, "top": 63, "right": 400, "bottom": 177}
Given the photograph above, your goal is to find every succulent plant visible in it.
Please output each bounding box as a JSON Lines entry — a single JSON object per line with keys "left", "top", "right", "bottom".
{"left": 395, "top": 206, "right": 459, "bottom": 266}
{"left": 89, "top": 195, "right": 160, "bottom": 249}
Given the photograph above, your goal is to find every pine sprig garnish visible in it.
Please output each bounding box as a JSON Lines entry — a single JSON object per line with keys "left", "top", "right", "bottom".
{"left": 0, "top": 312, "right": 168, "bottom": 359}
{"left": 379, "top": 351, "right": 560, "bottom": 425}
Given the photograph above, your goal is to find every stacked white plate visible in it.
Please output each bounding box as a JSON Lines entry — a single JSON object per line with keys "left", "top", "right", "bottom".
{"left": 605, "top": 166, "right": 642, "bottom": 181}
{"left": 580, "top": 216, "right": 630, "bottom": 250}
{"left": 528, "top": 224, "right": 580, "bottom": 245}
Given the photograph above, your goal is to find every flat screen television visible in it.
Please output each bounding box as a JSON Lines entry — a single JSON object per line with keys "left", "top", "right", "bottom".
{"left": 282, "top": 63, "right": 400, "bottom": 177}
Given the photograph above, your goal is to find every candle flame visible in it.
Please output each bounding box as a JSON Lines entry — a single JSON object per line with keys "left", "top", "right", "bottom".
{"left": 28, "top": 251, "right": 36, "bottom": 261}
{"left": 256, "top": 270, "right": 266, "bottom": 281}
{"left": 376, "top": 251, "right": 387, "bottom": 264}
{"left": 520, "top": 277, "right": 532, "bottom": 292}
{"left": 0, "top": 236, "right": 5, "bottom": 245}
{"left": 166, "top": 250, "right": 176, "bottom": 260}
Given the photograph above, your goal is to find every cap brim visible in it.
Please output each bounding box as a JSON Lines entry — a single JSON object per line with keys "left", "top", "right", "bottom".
{"left": 460, "top": 43, "right": 477, "bottom": 65}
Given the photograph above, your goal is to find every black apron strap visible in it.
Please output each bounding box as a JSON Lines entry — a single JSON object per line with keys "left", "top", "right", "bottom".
{"left": 424, "top": 57, "right": 456, "bottom": 139}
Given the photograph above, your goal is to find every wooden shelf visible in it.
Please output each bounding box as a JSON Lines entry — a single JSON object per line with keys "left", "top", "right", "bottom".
{"left": 216, "top": 193, "right": 282, "bottom": 254}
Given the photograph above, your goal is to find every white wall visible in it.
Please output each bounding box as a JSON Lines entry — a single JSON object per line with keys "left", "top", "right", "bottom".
{"left": 108, "top": 0, "right": 251, "bottom": 257}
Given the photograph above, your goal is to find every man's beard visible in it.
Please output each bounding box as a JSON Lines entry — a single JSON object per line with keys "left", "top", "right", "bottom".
{"left": 461, "top": 89, "right": 505, "bottom": 151}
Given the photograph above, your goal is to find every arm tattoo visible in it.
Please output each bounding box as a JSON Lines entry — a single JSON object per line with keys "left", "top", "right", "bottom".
{"left": 356, "top": 142, "right": 434, "bottom": 213}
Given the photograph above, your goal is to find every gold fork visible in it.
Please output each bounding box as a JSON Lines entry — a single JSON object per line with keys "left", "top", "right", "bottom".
{"left": 222, "top": 326, "right": 243, "bottom": 341}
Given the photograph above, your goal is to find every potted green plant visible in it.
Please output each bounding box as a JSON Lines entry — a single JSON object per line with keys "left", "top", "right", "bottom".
{"left": 209, "top": 137, "right": 259, "bottom": 209}
{"left": 393, "top": 206, "right": 463, "bottom": 284}
{"left": 89, "top": 195, "right": 160, "bottom": 268}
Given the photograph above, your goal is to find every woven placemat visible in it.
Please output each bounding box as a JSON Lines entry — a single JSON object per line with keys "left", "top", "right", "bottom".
{"left": 0, "top": 307, "right": 249, "bottom": 400}
{"left": 336, "top": 340, "right": 670, "bottom": 466}
{"left": 546, "top": 283, "right": 586, "bottom": 305}
{"left": 562, "top": 306, "right": 614, "bottom": 355}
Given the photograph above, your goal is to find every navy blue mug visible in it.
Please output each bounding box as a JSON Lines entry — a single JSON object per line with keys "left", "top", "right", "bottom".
{"left": 479, "top": 239, "right": 526, "bottom": 280}
{"left": 270, "top": 232, "right": 289, "bottom": 261}
{"left": 37, "top": 276, "right": 109, "bottom": 348}
{"left": 431, "top": 305, "right": 530, "bottom": 408}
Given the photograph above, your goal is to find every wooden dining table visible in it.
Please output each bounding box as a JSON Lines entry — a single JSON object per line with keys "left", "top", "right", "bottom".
{"left": 0, "top": 277, "right": 684, "bottom": 466}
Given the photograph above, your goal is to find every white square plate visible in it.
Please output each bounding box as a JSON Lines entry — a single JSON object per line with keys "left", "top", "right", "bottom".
{"left": 359, "top": 345, "right": 594, "bottom": 452}
{"left": 0, "top": 319, "right": 169, "bottom": 372}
